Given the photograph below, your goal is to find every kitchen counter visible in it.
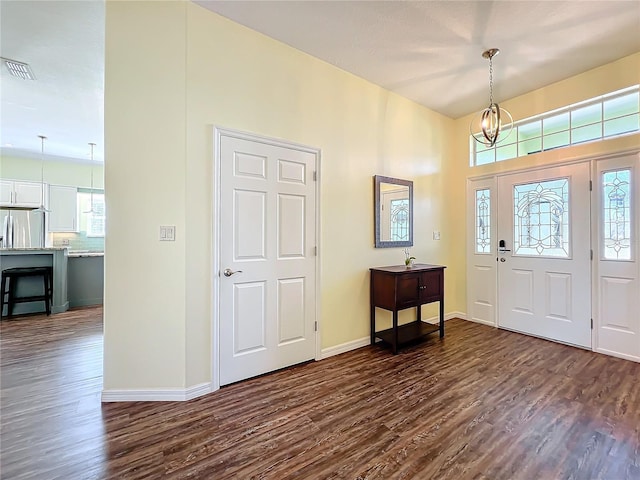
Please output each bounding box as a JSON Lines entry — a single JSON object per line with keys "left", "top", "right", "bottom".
{"left": 1, "top": 247, "right": 67, "bottom": 254}
{"left": 68, "top": 251, "right": 104, "bottom": 258}
{"left": 0, "top": 248, "right": 69, "bottom": 315}
{"left": 67, "top": 254, "right": 104, "bottom": 307}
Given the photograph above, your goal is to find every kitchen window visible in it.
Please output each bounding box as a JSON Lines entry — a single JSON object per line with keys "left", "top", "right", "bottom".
{"left": 77, "top": 191, "right": 105, "bottom": 237}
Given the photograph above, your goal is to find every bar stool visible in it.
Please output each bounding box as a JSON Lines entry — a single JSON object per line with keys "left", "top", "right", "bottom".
{"left": 0, "top": 267, "right": 53, "bottom": 318}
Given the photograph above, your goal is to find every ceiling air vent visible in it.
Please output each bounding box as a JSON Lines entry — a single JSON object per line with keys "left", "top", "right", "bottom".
{"left": 1, "top": 57, "right": 36, "bottom": 80}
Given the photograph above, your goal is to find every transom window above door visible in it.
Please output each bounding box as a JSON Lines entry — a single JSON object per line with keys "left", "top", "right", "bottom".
{"left": 471, "top": 85, "right": 640, "bottom": 166}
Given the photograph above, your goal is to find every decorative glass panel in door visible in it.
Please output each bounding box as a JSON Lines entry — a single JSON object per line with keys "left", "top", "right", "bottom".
{"left": 513, "top": 178, "right": 569, "bottom": 257}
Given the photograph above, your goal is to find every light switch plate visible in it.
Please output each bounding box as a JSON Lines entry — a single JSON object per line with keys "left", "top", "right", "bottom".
{"left": 160, "top": 225, "right": 176, "bottom": 241}
{"left": 433, "top": 231, "right": 441, "bottom": 240}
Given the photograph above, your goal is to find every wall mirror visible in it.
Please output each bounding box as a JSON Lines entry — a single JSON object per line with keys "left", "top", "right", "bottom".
{"left": 374, "top": 175, "right": 413, "bottom": 248}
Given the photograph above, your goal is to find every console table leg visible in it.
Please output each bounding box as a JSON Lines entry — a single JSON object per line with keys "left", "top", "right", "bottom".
{"left": 392, "top": 310, "right": 398, "bottom": 354}
{"left": 370, "top": 305, "right": 375, "bottom": 345}
{"left": 439, "top": 300, "right": 445, "bottom": 338}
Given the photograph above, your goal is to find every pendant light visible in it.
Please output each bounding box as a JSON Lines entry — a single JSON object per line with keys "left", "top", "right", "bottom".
{"left": 36, "top": 135, "right": 50, "bottom": 213}
{"left": 83, "top": 143, "right": 96, "bottom": 214}
{"left": 470, "top": 48, "right": 514, "bottom": 147}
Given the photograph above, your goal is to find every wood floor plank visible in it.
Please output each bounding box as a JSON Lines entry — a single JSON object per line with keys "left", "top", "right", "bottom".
{"left": 2, "top": 308, "right": 640, "bottom": 479}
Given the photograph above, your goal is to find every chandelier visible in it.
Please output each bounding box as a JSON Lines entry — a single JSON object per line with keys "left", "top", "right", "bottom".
{"left": 470, "top": 48, "right": 513, "bottom": 147}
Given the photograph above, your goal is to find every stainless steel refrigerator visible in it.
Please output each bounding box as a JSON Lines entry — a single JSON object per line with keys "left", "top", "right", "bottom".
{"left": 0, "top": 208, "right": 45, "bottom": 248}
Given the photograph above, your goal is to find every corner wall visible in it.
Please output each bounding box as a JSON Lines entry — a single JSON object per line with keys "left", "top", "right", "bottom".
{"left": 105, "top": 1, "right": 456, "bottom": 394}
{"left": 104, "top": 1, "right": 188, "bottom": 391}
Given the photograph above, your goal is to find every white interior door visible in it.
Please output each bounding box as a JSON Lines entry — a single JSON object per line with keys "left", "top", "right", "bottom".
{"left": 497, "top": 163, "right": 592, "bottom": 348}
{"left": 594, "top": 153, "right": 640, "bottom": 361}
{"left": 218, "top": 132, "right": 317, "bottom": 386}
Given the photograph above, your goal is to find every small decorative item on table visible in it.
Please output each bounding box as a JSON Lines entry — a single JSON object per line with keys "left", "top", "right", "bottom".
{"left": 404, "top": 248, "right": 415, "bottom": 268}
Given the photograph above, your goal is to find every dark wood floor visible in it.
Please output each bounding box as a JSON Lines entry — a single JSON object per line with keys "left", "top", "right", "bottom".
{"left": 2, "top": 308, "right": 640, "bottom": 479}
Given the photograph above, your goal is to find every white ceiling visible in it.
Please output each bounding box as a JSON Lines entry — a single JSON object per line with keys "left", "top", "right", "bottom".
{"left": 198, "top": 0, "right": 640, "bottom": 119}
{"left": 0, "top": 1, "right": 105, "bottom": 163}
{"left": 1, "top": 1, "right": 639, "bottom": 163}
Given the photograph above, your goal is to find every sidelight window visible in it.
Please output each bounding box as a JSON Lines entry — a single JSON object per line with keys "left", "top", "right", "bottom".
{"left": 475, "top": 189, "right": 491, "bottom": 253}
{"left": 602, "top": 169, "right": 631, "bottom": 260}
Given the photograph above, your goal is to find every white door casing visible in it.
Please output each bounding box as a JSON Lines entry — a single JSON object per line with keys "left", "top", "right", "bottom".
{"left": 466, "top": 177, "right": 497, "bottom": 326}
{"left": 593, "top": 153, "right": 640, "bottom": 361}
{"left": 497, "top": 162, "right": 592, "bottom": 348}
{"left": 216, "top": 129, "right": 319, "bottom": 386}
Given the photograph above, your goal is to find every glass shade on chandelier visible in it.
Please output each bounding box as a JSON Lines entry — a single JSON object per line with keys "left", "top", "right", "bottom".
{"left": 470, "top": 48, "right": 513, "bottom": 147}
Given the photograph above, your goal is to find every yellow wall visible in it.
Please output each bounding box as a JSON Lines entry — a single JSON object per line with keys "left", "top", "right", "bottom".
{"left": 104, "top": 1, "right": 454, "bottom": 391}
{"left": 449, "top": 53, "right": 640, "bottom": 311}
{"left": 104, "top": 1, "right": 188, "bottom": 390}
{"left": 0, "top": 154, "right": 104, "bottom": 189}
{"left": 105, "top": 1, "right": 639, "bottom": 393}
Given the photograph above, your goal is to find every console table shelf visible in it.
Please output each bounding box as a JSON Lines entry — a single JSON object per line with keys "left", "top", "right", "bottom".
{"left": 375, "top": 321, "right": 441, "bottom": 346}
{"left": 370, "top": 264, "right": 446, "bottom": 354}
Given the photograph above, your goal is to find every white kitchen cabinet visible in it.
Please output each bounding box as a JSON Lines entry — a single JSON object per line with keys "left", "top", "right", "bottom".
{"left": 0, "top": 180, "right": 44, "bottom": 207}
{"left": 0, "top": 180, "right": 12, "bottom": 204}
{"left": 48, "top": 185, "right": 77, "bottom": 232}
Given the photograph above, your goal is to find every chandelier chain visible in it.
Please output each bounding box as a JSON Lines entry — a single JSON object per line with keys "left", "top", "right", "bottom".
{"left": 488, "top": 57, "right": 494, "bottom": 105}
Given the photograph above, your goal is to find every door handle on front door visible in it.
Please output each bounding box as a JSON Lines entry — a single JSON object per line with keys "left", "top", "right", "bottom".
{"left": 223, "top": 268, "right": 243, "bottom": 277}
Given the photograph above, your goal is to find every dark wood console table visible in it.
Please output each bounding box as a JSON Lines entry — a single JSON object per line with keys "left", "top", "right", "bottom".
{"left": 370, "top": 264, "right": 446, "bottom": 354}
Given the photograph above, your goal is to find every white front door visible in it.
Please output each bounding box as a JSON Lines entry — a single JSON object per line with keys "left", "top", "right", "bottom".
{"left": 218, "top": 131, "right": 318, "bottom": 386}
{"left": 497, "top": 163, "right": 592, "bottom": 348}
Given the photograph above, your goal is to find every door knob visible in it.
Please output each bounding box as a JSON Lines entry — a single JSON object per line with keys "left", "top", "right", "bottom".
{"left": 223, "top": 268, "right": 243, "bottom": 277}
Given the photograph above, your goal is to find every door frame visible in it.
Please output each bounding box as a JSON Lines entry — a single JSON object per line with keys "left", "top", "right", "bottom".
{"left": 467, "top": 148, "right": 640, "bottom": 354}
{"left": 211, "top": 126, "right": 322, "bottom": 391}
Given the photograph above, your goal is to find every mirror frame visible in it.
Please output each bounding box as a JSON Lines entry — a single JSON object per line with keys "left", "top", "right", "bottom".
{"left": 374, "top": 175, "right": 413, "bottom": 248}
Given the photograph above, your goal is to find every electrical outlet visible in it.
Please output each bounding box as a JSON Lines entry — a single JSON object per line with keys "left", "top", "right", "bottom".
{"left": 159, "top": 225, "right": 176, "bottom": 241}
{"left": 433, "top": 231, "right": 441, "bottom": 240}
{"left": 61, "top": 239, "right": 70, "bottom": 246}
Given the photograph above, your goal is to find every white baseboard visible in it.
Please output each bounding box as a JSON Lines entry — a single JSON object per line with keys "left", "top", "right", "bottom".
{"left": 594, "top": 347, "right": 640, "bottom": 363}
{"left": 320, "top": 336, "right": 370, "bottom": 359}
{"left": 420, "top": 311, "right": 467, "bottom": 323}
{"left": 101, "top": 382, "right": 213, "bottom": 402}
{"left": 102, "top": 313, "right": 471, "bottom": 401}
{"left": 424, "top": 311, "right": 467, "bottom": 322}
{"left": 464, "top": 316, "right": 495, "bottom": 327}
{"left": 320, "top": 311, "right": 467, "bottom": 359}
{"left": 447, "top": 311, "right": 467, "bottom": 320}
